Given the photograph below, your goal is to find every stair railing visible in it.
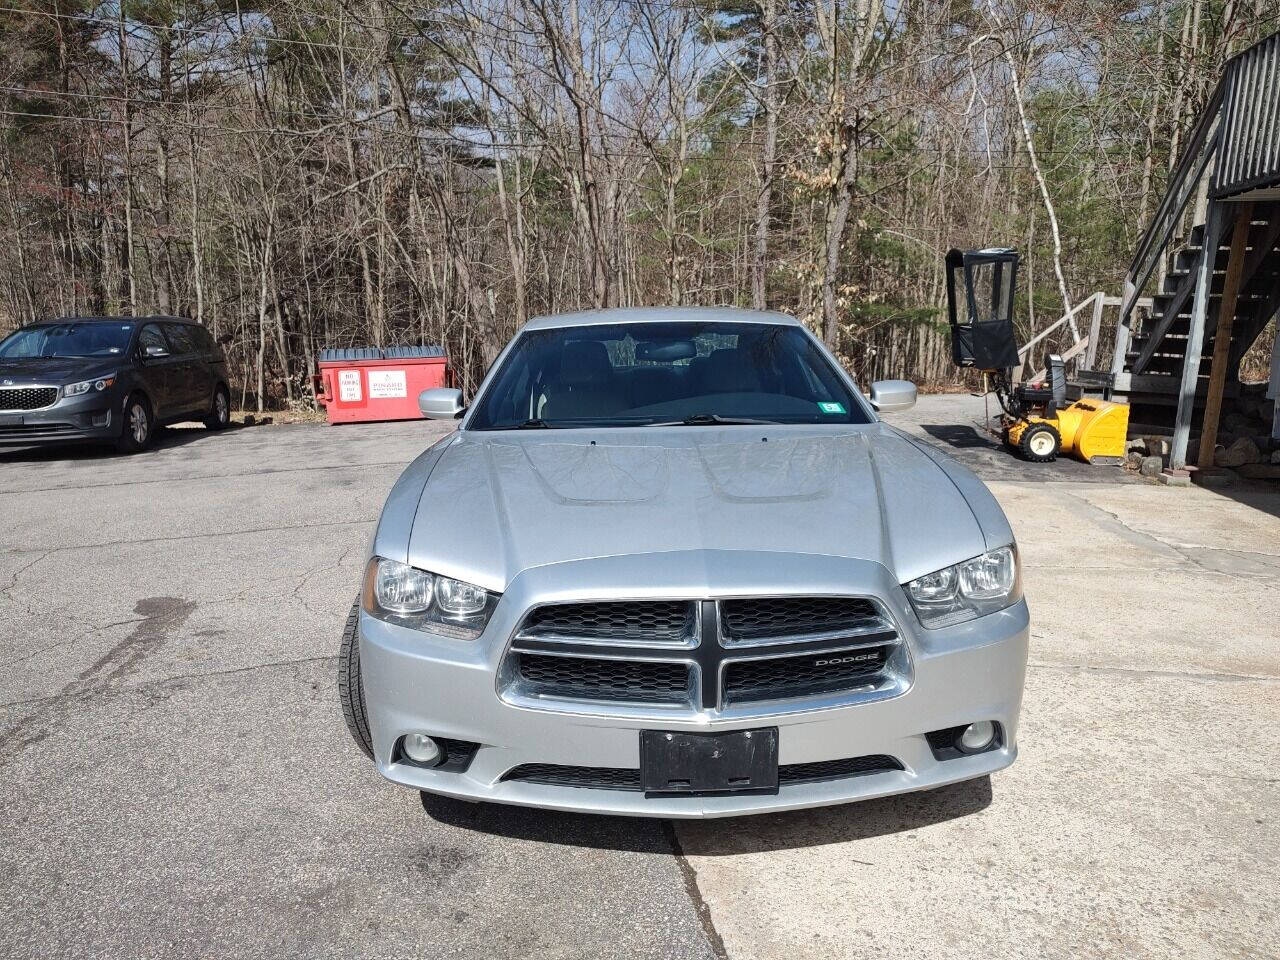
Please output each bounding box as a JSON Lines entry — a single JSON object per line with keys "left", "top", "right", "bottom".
{"left": 1110, "top": 79, "right": 1227, "bottom": 376}
{"left": 1017, "top": 292, "right": 1151, "bottom": 384}
{"left": 1015, "top": 295, "right": 1098, "bottom": 382}
{"left": 1212, "top": 31, "right": 1280, "bottom": 200}
{"left": 1111, "top": 30, "right": 1280, "bottom": 378}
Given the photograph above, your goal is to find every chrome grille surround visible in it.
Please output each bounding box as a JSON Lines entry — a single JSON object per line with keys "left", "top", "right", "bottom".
{"left": 499, "top": 596, "right": 911, "bottom": 717}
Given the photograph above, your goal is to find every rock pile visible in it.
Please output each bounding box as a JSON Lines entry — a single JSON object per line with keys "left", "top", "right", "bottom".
{"left": 1122, "top": 383, "right": 1279, "bottom": 482}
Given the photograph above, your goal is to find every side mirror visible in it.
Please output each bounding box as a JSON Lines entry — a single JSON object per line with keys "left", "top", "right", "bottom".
{"left": 144, "top": 345, "right": 169, "bottom": 359}
{"left": 419, "top": 387, "right": 465, "bottom": 420}
{"left": 869, "top": 380, "right": 917, "bottom": 413}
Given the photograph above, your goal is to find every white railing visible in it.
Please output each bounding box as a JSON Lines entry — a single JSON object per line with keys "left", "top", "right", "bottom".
{"left": 1015, "top": 292, "right": 1151, "bottom": 383}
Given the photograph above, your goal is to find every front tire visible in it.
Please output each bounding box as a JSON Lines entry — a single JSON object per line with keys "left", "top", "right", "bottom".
{"left": 338, "top": 597, "right": 375, "bottom": 760}
{"left": 204, "top": 383, "right": 231, "bottom": 430}
{"left": 1018, "top": 422, "right": 1061, "bottom": 462}
{"left": 116, "top": 393, "right": 154, "bottom": 453}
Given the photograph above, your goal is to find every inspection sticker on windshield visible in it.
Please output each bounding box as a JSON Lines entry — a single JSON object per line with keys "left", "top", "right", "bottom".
{"left": 818, "top": 401, "right": 846, "bottom": 414}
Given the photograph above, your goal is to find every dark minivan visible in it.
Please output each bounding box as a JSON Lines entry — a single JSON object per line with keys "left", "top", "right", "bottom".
{"left": 0, "top": 316, "right": 231, "bottom": 453}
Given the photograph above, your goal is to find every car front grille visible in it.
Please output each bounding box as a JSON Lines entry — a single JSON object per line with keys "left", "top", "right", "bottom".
{"left": 723, "top": 644, "right": 891, "bottom": 704}
{"left": 519, "top": 600, "right": 694, "bottom": 642}
{"left": 501, "top": 754, "right": 903, "bottom": 791}
{"left": 0, "top": 386, "right": 59, "bottom": 411}
{"left": 0, "top": 422, "right": 78, "bottom": 437}
{"left": 514, "top": 653, "right": 691, "bottom": 703}
{"left": 720, "top": 596, "right": 882, "bottom": 641}
{"left": 777, "top": 754, "right": 903, "bottom": 784}
{"left": 502, "top": 764, "right": 644, "bottom": 791}
{"left": 502, "top": 597, "right": 903, "bottom": 712}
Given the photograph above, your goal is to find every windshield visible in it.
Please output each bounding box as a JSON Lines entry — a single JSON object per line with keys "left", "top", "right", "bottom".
{"left": 0, "top": 322, "right": 135, "bottom": 359}
{"left": 468, "top": 321, "right": 871, "bottom": 430}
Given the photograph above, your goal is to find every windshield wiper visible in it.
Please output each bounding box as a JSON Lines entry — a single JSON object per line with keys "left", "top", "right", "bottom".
{"left": 516, "top": 418, "right": 553, "bottom": 429}
{"left": 648, "top": 413, "right": 779, "bottom": 427}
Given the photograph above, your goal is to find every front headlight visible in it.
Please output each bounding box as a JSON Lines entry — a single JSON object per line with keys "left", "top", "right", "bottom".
{"left": 63, "top": 375, "right": 116, "bottom": 398}
{"left": 904, "top": 545, "right": 1021, "bottom": 628}
{"left": 362, "top": 557, "right": 499, "bottom": 640}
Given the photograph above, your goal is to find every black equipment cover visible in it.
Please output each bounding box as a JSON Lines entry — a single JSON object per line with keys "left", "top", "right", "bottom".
{"left": 945, "top": 248, "right": 1021, "bottom": 371}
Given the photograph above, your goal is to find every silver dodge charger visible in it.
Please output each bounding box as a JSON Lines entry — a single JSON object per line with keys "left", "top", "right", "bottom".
{"left": 339, "top": 307, "right": 1028, "bottom": 817}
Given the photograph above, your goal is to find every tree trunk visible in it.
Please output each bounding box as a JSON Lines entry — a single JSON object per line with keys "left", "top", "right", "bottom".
{"left": 752, "top": 0, "right": 779, "bottom": 310}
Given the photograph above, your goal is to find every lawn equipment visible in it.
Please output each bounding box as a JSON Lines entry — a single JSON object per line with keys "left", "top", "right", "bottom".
{"left": 944, "top": 247, "right": 1129, "bottom": 464}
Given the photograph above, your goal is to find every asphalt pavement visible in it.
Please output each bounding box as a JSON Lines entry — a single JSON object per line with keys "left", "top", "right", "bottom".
{"left": 0, "top": 420, "right": 715, "bottom": 960}
{"left": 2, "top": 403, "right": 1277, "bottom": 959}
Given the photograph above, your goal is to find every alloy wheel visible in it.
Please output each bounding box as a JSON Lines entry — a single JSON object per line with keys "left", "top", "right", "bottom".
{"left": 130, "top": 404, "right": 149, "bottom": 445}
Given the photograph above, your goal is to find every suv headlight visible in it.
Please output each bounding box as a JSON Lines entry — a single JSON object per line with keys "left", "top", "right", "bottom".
{"left": 904, "top": 545, "right": 1021, "bottom": 628}
{"left": 63, "top": 375, "right": 116, "bottom": 398}
{"left": 362, "top": 557, "right": 499, "bottom": 640}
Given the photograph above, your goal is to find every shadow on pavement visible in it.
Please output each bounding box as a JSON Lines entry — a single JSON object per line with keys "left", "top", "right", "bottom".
{"left": 1194, "top": 477, "right": 1280, "bottom": 520}
{"left": 914, "top": 421, "right": 1135, "bottom": 484}
{"left": 0, "top": 423, "right": 238, "bottom": 463}
{"left": 419, "top": 792, "right": 673, "bottom": 853}
{"left": 419, "top": 775, "right": 992, "bottom": 854}
{"left": 921, "top": 423, "right": 1003, "bottom": 451}
{"left": 675, "top": 776, "right": 993, "bottom": 855}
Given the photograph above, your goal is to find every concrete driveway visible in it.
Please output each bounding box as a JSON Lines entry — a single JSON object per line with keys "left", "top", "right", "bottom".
{"left": 2, "top": 405, "right": 1277, "bottom": 959}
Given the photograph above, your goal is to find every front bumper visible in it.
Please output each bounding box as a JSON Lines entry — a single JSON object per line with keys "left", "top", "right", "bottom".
{"left": 360, "top": 552, "right": 1029, "bottom": 818}
{"left": 0, "top": 391, "right": 122, "bottom": 446}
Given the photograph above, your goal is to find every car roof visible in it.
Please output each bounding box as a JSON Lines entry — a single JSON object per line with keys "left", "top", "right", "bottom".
{"left": 33, "top": 315, "right": 200, "bottom": 326}
{"left": 520, "top": 306, "right": 803, "bottom": 332}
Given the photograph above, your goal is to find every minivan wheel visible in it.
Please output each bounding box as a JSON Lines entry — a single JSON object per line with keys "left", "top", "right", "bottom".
{"left": 204, "top": 384, "right": 231, "bottom": 430}
{"left": 338, "top": 597, "right": 375, "bottom": 760}
{"left": 116, "top": 394, "right": 154, "bottom": 453}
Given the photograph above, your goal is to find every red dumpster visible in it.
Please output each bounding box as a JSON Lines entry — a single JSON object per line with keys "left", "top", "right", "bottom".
{"left": 315, "top": 346, "right": 449, "bottom": 424}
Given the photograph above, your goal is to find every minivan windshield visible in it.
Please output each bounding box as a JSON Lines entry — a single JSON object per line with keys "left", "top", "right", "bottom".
{"left": 0, "top": 322, "right": 135, "bottom": 359}
{"left": 468, "top": 321, "right": 871, "bottom": 430}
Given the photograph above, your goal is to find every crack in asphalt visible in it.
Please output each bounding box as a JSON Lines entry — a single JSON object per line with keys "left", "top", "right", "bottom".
{"left": 0, "top": 653, "right": 339, "bottom": 712}
{"left": 0, "top": 612, "right": 152, "bottom": 671}
{"left": 0, "top": 551, "right": 110, "bottom": 644}
{"left": 664, "top": 821, "right": 730, "bottom": 960}
{"left": 1028, "top": 660, "right": 1277, "bottom": 683}
{"left": 0, "top": 596, "right": 196, "bottom": 764}
{"left": 1195, "top": 771, "right": 1280, "bottom": 784}
{"left": 0, "top": 459, "right": 415, "bottom": 497}
{"left": 3, "top": 517, "right": 377, "bottom": 556}
{"left": 1058, "top": 490, "right": 1280, "bottom": 580}
{"left": 0, "top": 551, "right": 48, "bottom": 601}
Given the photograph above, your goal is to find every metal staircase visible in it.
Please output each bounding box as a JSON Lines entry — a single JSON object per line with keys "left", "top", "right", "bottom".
{"left": 1097, "top": 30, "right": 1280, "bottom": 470}
{"left": 1118, "top": 210, "right": 1280, "bottom": 426}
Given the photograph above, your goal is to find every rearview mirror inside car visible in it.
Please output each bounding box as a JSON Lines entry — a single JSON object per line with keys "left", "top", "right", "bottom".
{"left": 636, "top": 339, "right": 696, "bottom": 363}
{"left": 869, "top": 380, "right": 917, "bottom": 413}
{"left": 419, "top": 387, "right": 465, "bottom": 420}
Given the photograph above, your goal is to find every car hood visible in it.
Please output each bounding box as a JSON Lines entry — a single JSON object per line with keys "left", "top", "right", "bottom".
{"left": 404, "top": 425, "right": 998, "bottom": 592}
{"left": 0, "top": 356, "right": 119, "bottom": 385}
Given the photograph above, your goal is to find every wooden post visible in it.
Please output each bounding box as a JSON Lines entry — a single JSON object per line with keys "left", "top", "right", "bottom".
{"left": 1110, "top": 279, "right": 1137, "bottom": 375}
{"left": 1085, "top": 293, "right": 1105, "bottom": 369}
{"left": 1170, "top": 201, "right": 1227, "bottom": 471}
{"left": 1197, "top": 202, "right": 1255, "bottom": 470}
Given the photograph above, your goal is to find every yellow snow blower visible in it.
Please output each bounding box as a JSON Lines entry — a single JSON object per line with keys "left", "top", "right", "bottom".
{"left": 998, "top": 357, "right": 1130, "bottom": 464}
{"left": 945, "top": 247, "right": 1130, "bottom": 464}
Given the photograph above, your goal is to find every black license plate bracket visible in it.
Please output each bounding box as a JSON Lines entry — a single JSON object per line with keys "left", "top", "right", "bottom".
{"left": 640, "top": 728, "right": 779, "bottom": 797}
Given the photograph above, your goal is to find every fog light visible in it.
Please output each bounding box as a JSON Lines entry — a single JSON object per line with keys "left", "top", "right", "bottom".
{"left": 958, "top": 721, "right": 996, "bottom": 753}
{"left": 402, "top": 733, "right": 441, "bottom": 765}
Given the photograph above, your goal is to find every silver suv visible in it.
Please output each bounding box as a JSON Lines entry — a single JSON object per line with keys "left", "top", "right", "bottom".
{"left": 339, "top": 307, "right": 1027, "bottom": 817}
